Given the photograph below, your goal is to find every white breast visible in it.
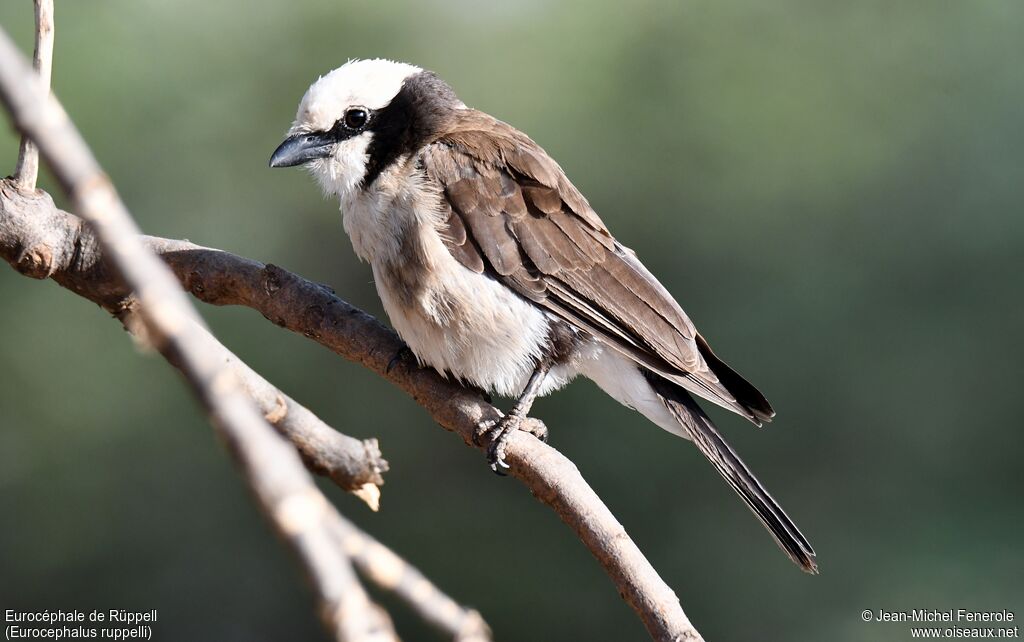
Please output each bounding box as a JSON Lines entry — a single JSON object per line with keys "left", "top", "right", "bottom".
{"left": 338, "top": 167, "right": 564, "bottom": 398}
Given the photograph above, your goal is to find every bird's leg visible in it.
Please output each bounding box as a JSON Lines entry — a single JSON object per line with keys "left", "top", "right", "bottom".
{"left": 478, "top": 360, "right": 552, "bottom": 473}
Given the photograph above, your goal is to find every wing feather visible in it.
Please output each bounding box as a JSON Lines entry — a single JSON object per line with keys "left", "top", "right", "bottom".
{"left": 422, "top": 110, "right": 771, "bottom": 422}
{"left": 439, "top": 200, "right": 485, "bottom": 274}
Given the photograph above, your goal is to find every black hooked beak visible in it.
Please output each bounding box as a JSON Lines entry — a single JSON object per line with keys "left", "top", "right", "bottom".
{"left": 269, "top": 132, "right": 335, "bottom": 168}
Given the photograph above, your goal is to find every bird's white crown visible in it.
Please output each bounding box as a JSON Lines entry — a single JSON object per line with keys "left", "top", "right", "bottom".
{"left": 291, "top": 58, "right": 422, "bottom": 135}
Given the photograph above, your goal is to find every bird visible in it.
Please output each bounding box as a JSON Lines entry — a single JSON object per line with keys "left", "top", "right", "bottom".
{"left": 269, "top": 59, "right": 817, "bottom": 573}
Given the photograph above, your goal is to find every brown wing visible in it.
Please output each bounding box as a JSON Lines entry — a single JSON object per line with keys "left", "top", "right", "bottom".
{"left": 421, "top": 110, "right": 774, "bottom": 424}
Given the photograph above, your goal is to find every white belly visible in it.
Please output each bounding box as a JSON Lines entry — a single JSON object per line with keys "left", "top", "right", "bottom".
{"left": 372, "top": 240, "right": 561, "bottom": 398}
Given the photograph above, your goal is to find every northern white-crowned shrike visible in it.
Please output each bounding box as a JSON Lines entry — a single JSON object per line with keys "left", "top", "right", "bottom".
{"left": 270, "top": 59, "right": 817, "bottom": 573}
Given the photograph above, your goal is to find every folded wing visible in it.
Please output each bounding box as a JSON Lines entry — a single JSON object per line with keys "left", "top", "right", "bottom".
{"left": 420, "top": 109, "right": 774, "bottom": 424}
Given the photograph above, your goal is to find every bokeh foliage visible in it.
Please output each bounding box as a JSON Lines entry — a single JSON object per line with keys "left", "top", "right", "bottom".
{"left": 1, "top": 1, "right": 1021, "bottom": 640}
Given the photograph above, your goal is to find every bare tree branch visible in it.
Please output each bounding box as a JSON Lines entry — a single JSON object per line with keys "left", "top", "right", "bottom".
{"left": 0, "top": 183, "right": 388, "bottom": 501}
{"left": 0, "top": 26, "right": 401, "bottom": 642}
{"left": 176, "top": 252, "right": 705, "bottom": 639}
{"left": 0, "top": 14, "right": 704, "bottom": 642}
{"left": 329, "top": 514, "right": 492, "bottom": 642}
{"left": 124, "top": 311, "right": 491, "bottom": 641}
{"left": 12, "top": 0, "right": 53, "bottom": 191}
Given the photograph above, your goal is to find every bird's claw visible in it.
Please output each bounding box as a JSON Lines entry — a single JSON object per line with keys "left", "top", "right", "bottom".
{"left": 476, "top": 413, "right": 548, "bottom": 475}
{"left": 474, "top": 414, "right": 519, "bottom": 475}
{"left": 488, "top": 445, "right": 511, "bottom": 474}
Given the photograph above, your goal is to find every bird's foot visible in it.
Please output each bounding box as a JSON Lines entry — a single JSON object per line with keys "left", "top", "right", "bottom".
{"left": 474, "top": 413, "right": 548, "bottom": 475}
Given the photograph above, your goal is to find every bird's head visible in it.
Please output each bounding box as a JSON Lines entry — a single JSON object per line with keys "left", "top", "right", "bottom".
{"left": 269, "top": 58, "right": 462, "bottom": 199}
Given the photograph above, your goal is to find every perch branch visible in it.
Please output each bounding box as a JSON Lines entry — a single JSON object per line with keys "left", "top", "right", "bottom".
{"left": 12, "top": 0, "right": 53, "bottom": 190}
{"left": 0, "top": 27, "right": 399, "bottom": 642}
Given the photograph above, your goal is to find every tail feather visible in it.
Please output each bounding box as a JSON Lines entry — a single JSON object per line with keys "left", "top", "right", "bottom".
{"left": 694, "top": 332, "right": 776, "bottom": 424}
{"left": 644, "top": 370, "right": 818, "bottom": 573}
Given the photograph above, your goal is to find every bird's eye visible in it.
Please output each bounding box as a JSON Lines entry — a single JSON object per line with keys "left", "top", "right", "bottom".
{"left": 343, "top": 108, "right": 368, "bottom": 130}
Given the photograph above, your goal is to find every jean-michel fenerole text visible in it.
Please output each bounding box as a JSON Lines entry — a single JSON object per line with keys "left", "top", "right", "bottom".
{"left": 871, "top": 609, "right": 1015, "bottom": 623}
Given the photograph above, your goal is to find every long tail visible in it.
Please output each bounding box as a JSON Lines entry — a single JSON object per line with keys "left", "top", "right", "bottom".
{"left": 644, "top": 370, "right": 818, "bottom": 573}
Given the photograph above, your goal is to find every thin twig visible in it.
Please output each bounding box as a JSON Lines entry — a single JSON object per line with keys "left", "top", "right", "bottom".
{"left": 330, "top": 515, "right": 492, "bottom": 642}
{"left": 12, "top": 0, "right": 53, "bottom": 191}
{"left": 0, "top": 27, "right": 399, "bottom": 642}
{"left": 146, "top": 311, "right": 390, "bottom": 507}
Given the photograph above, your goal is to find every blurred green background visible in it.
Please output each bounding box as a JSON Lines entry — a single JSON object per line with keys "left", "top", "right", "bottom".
{"left": 1, "top": 1, "right": 1022, "bottom": 640}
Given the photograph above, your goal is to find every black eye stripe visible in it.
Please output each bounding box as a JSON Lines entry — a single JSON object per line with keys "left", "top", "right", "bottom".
{"left": 321, "top": 107, "right": 374, "bottom": 143}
